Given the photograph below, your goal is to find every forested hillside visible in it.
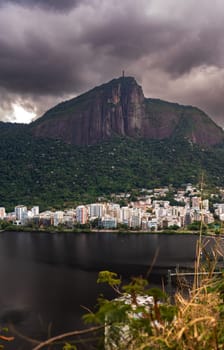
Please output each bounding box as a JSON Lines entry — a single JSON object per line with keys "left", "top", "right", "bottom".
{"left": 1, "top": 124, "right": 224, "bottom": 211}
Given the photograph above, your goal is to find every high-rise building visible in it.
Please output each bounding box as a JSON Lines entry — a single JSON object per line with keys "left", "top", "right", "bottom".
{"left": 89, "top": 203, "right": 104, "bottom": 218}
{"left": 106, "top": 203, "right": 121, "bottom": 221}
{"left": 121, "top": 207, "right": 132, "bottom": 225}
{"left": 53, "top": 211, "right": 64, "bottom": 226}
{"left": 191, "top": 196, "right": 201, "bottom": 209}
{"left": 99, "top": 216, "right": 117, "bottom": 229}
{"left": 202, "top": 199, "right": 209, "bottom": 211}
{"left": 15, "top": 205, "right": 27, "bottom": 221}
{"left": 130, "top": 215, "right": 141, "bottom": 228}
{"left": 0, "top": 207, "right": 6, "bottom": 219}
{"left": 76, "top": 205, "right": 88, "bottom": 224}
{"left": 31, "top": 206, "right": 39, "bottom": 216}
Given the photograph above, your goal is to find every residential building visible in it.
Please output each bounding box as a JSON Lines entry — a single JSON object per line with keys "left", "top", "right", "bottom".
{"left": 15, "top": 205, "right": 27, "bottom": 221}
{"left": 0, "top": 207, "right": 6, "bottom": 219}
{"left": 76, "top": 205, "right": 88, "bottom": 224}
{"left": 89, "top": 203, "right": 104, "bottom": 219}
{"left": 121, "top": 207, "right": 132, "bottom": 225}
{"left": 53, "top": 211, "right": 64, "bottom": 226}
{"left": 31, "top": 206, "right": 39, "bottom": 216}
{"left": 99, "top": 216, "right": 117, "bottom": 229}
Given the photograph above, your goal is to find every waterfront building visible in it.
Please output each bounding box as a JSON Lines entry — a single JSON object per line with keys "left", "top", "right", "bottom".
{"left": 0, "top": 207, "right": 6, "bottom": 219}
{"left": 130, "top": 208, "right": 142, "bottom": 228}
{"left": 76, "top": 205, "right": 88, "bottom": 224}
{"left": 5, "top": 212, "right": 16, "bottom": 222}
{"left": 15, "top": 205, "right": 27, "bottom": 221}
{"left": 89, "top": 203, "right": 105, "bottom": 219}
{"left": 99, "top": 216, "right": 117, "bottom": 229}
{"left": 39, "top": 211, "right": 54, "bottom": 227}
{"left": 184, "top": 211, "right": 194, "bottom": 226}
{"left": 130, "top": 214, "right": 141, "bottom": 228}
{"left": 53, "top": 211, "right": 64, "bottom": 226}
{"left": 141, "top": 218, "right": 148, "bottom": 230}
{"left": 121, "top": 206, "right": 132, "bottom": 225}
{"left": 63, "top": 210, "right": 76, "bottom": 228}
{"left": 147, "top": 218, "right": 158, "bottom": 231}
{"left": 14, "top": 205, "right": 28, "bottom": 224}
{"left": 31, "top": 206, "right": 39, "bottom": 216}
{"left": 106, "top": 203, "right": 121, "bottom": 222}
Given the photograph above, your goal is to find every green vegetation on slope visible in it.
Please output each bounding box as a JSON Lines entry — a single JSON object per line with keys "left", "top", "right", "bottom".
{"left": 1, "top": 124, "right": 224, "bottom": 211}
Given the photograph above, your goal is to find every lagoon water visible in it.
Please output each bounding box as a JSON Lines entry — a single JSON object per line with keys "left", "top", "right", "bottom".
{"left": 0, "top": 231, "right": 221, "bottom": 349}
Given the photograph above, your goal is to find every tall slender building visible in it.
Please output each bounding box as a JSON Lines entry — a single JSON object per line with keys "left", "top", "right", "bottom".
{"left": 0, "top": 207, "right": 5, "bottom": 219}
{"left": 76, "top": 205, "right": 88, "bottom": 224}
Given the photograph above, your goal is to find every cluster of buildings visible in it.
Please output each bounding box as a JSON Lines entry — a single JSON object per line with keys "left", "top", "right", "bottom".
{"left": 0, "top": 184, "right": 222, "bottom": 231}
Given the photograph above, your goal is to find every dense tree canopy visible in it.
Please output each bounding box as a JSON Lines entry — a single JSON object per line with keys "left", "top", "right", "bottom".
{"left": 0, "top": 124, "right": 224, "bottom": 211}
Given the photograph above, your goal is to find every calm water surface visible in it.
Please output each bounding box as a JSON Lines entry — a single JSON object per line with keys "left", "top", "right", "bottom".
{"left": 0, "top": 231, "right": 220, "bottom": 349}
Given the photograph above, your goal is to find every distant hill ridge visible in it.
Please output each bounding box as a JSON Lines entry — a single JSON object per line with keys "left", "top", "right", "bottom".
{"left": 31, "top": 76, "right": 224, "bottom": 146}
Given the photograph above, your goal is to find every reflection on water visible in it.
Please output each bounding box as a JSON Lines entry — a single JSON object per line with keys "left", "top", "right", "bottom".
{"left": 0, "top": 231, "right": 220, "bottom": 349}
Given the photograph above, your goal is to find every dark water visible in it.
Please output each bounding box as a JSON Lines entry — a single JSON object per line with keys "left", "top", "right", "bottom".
{"left": 0, "top": 231, "right": 221, "bottom": 349}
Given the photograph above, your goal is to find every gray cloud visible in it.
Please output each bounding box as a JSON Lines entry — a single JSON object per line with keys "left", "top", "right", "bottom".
{"left": 0, "top": 0, "right": 224, "bottom": 125}
{"left": 0, "top": 0, "right": 82, "bottom": 11}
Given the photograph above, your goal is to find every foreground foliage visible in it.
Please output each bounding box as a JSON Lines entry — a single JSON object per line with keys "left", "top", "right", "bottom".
{"left": 82, "top": 270, "right": 224, "bottom": 350}
{"left": 0, "top": 327, "right": 14, "bottom": 349}
{"left": 33, "top": 267, "right": 224, "bottom": 349}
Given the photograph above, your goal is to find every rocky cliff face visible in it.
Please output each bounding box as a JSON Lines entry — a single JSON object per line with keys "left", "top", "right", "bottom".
{"left": 32, "top": 77, "right": 224, "bottom": 146}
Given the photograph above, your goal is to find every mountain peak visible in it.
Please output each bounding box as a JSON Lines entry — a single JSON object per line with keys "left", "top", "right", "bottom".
{"left": 31, "top": 77, "right": 224, "bottom": 147}
{"left": 105, "top": 75, "right": 139, "bottom": 85}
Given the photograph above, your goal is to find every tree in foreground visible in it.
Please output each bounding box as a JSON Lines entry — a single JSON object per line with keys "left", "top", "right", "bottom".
{"left": 31, "top": 266, "right": 224, "bottom": 350}
{"left": 83, "top": 269, "right": 224, "bottom": 350}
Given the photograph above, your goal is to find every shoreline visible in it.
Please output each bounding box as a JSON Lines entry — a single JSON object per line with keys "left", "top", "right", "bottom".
{"left": 0, "top": 227, "right": 220, "bottom": 237}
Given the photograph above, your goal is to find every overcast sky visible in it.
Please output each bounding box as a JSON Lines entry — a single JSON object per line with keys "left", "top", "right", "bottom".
{"left": 0, "top": 0, "right": 224, "bottom": 125}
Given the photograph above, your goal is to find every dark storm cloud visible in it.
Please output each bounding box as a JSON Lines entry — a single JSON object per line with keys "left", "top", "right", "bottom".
{"left": 154, "top": 25, "right": 224, "bottom": 77}
{"left": 0, "top": 0, "right": 224, "bottom": 124}
{"left": 0, "top": 33, "right": 86, "bottom": 94}
{"left": 0, "top": 0, "right": 82, "bottom": 11}
{"left": 82, "top": 16, "right": 185, "bottom": 60}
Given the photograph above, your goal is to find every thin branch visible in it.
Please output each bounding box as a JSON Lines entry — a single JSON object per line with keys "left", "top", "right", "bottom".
{"left": 145, "top": 247, "right": 160, "bottom": 279}
{"left": 32, "top": 325, "right": 104, "bottom": 350}
{"left": 9, "top": 323, "right": 40, "bottom": 345}
{"left": 0, "top": 335, "right": 15, "bottom": 341}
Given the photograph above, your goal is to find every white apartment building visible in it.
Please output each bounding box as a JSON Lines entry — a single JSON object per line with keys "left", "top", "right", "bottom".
{"left": 130, "top": 208, "right": 143, "bottom": 228}
{"left": 214, "top": 203, "right": 224, "bottom": 220}
{"left": 15, "top": 205, "right": 27, "bottom": 220}
{"left": 191, "top": 196, "right": 201, "bottom": 209}
{"left": 204, "top": 213, "right": 214, "bottom": 224}
{"left": 0, "top": 207, "right": 6, "bottom": 219}
{"left": 154, "top": 207, "right": 167, "bottom": 218}
{"left": 147, "top": 218, "right": 158, "bottom": 231}
{"left": 106, "top": 203, "right": 121, "bottom": 222}
{"left": 39, "top": 211, "right": 54, "bottom": 226}
{"left": 89, "top": 203, "right": 105, "bottom": 219}
{"left": 53, "top": 211, "right": 64, "bottom": 226}
{"left": 130, "top": 214, "right": 141, "bottom": 228}
{"left": 121, "top": 206, "right": 133, "bottom": 225}
{"left": 202, "top": 199, "right": 209, "bottom": 211}
{"left": 100, "top": 216, "right": 117, "bottom": 229}
{"left": 31, "top": 206, "right": 39, "bottom": 216}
